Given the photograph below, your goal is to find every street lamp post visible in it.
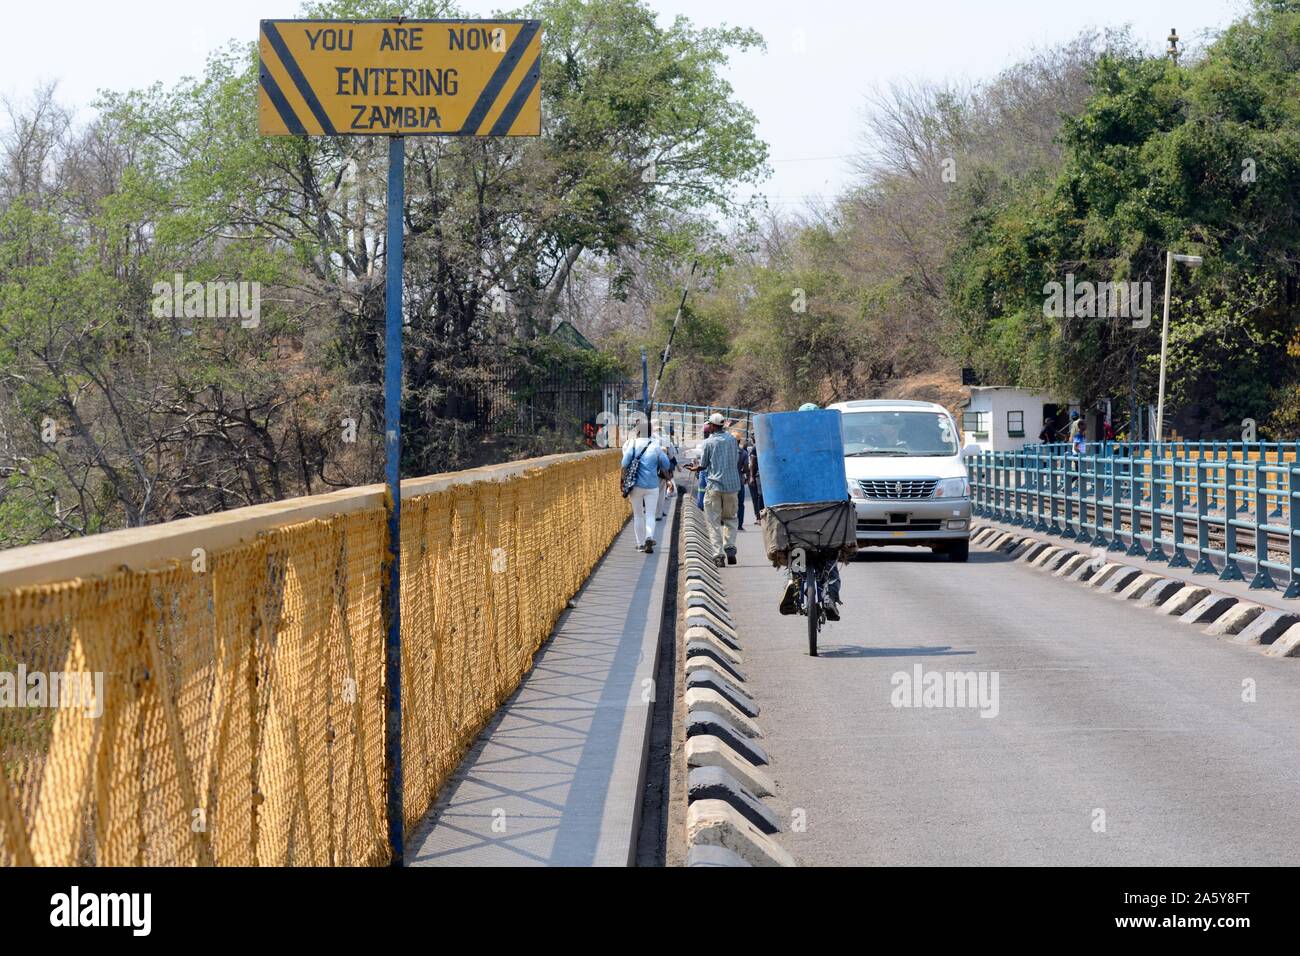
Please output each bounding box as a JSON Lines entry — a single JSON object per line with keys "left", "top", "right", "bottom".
{"left": 1155, "top": 250, "right": 1203, "bottom": 442}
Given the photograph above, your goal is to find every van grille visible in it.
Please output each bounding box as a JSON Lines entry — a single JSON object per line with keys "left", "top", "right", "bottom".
{"left": 857, "top": 479, "right": 938, "bottom": 500}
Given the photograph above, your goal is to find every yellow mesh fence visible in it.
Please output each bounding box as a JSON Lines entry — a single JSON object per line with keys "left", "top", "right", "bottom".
{"left": 0, "top": 450, "right": 626, "bottom": 866}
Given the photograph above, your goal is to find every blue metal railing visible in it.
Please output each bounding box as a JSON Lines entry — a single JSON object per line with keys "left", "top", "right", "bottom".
{"left": 969, "top": 443, "right": 1300, "bottom": 598}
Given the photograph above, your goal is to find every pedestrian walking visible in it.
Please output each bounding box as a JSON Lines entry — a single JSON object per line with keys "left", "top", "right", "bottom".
{"left": 686, "top": 412, "right": 742, "bottom": 567}
{"left": 1069, "top": 410, "right": 1085, "bottom": 455}
{"left": 655, "top": 431, "right": 678, "bottom": 522}
{"left": 733, "top": 429, "right": 749, "bottom": 531}
{"left": 746, "top": 436, "right": 764, "bottom": 515}
{"left": 621, "top": 428, "right": 671, "bottom": 554}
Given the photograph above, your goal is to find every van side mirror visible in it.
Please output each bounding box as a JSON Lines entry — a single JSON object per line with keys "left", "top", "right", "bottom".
{"left": 961, "top": 443, "right": 981, "bottom": 459}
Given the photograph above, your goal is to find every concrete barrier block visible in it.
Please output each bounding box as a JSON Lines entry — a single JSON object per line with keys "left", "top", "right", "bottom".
{"left": 1136, "top": 578, "right": 1185, "bottom": 608}
{"left": 686, "top": 633, "right": 743, "bottom": 666}
{"left": 1179, "top": 594, "right": 1237, "bottom": 625}
{"left": 686, "top": 737, "right": 775, "bottom": 797}
{"left": 1067, "top": 559, "right": 1101, "bottom": 583}
{"left": 1233, "top": 610, "right": 1300, "bottom": 646}
{"left": 1265, "top": 623, "right": 1300, "bottom": 657}
{"left": 685, "top": 687, "right": 764, "bottom": 738}
{"left": 685, "top": 623, "right": 740, "bottom": 651}
{"left": 1008, "top": 539, "right": 1037, "bottom": 558}
{"left": 685, "top": 669, "right": 759, "bottom": 718}
{"left": 686, "top": 652, "right": 746, "bottom": 684}
{"left": 1042, "top": 549, "right": 1078, "bottom": 571}
{"left": 687, "top": 766, "right": 780, "bottom": 834}
{"left": 1030, "top": 546, "right": 1062, "bottom": 568}
{"left": 686, "top": 713, "right": 769, "bottom": 766}
{"left": 1004, "top": 537, "right": 1034, "bottom": 555}
{"left": 1055, "top": 555, "right": 1090, "bottom": 578}
{"left": 686, "top": 844, "right": 752, "bottom": 867}
{"left": 686, "top": 593, "right": 732, "bottom": 622}
{"left": 687, "top": 799, "right": 794, "bottom": 867}
{"left": 1019, "top": 542, "right": 1051, "bottom": 562}
{"left": 685, "top": 606, "right": 737, "bottom": 639}
{"left": 1159, "top": 586, "right": 1212, "bottom": 616}
{"left": 1116, "top": 573, "right": 1163, "bottom": 601}
{"left": 1096, "top": 565, "right": 1142, "bottom": 593}
{"left": 1204, "top": 603, "right": 1265, "bottom": 636}
{"left": 1086, "top": 563, "right": 1124, "bottom": 588}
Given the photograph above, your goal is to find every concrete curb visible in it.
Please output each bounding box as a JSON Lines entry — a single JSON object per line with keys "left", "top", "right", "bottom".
{"left": 973, "top": 521, "right": 1300, "bottom": 661}
{"left": 678, "top": 495, "right": 794, "bottom": 866}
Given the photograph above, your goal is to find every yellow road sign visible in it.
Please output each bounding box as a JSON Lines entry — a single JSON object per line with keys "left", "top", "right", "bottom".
{"left": 258, "top": 19, "right": 541, "bottom": 137}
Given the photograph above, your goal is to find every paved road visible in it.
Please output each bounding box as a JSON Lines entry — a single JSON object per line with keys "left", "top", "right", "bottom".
{"left": 726, "top": 531, "right": 1300, "bottom": 865}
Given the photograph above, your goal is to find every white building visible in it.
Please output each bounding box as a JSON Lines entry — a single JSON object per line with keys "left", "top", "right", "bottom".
{"left": 958, "top": 386, "right": 1072, "bottom": 452}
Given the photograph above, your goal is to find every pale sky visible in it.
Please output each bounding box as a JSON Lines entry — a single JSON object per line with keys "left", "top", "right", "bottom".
{"left": 0, "top": 0, "right": 1248, "bottom": 211}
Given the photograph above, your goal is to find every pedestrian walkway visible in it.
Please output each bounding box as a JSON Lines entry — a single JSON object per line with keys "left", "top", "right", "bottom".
{"left": 408, "top": 507, "right": 675, "bottom": 866}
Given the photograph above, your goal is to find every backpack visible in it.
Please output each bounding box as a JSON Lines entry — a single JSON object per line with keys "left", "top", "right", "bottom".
{"left": 621, "top": 440, "right": 650, "bottom": 498}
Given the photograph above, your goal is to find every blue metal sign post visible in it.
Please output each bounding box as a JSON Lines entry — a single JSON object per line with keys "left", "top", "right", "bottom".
{"left": 383, "top": 135, "right": 405, "bottom": 867}
{"left": 256, "top": 17, "right": 543, "bottom": 870}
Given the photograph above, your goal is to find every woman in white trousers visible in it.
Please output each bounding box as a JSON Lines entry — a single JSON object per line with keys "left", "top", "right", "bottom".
{"left": 629, "top": 486, "right": 659, "bottom": 550}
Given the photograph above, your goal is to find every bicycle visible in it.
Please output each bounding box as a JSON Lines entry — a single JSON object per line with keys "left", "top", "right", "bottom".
{"left": 788, "top": 545, "right": 838, "bottom": 656}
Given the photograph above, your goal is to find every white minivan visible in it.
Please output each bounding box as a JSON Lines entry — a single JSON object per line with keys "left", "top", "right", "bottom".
{"left": 828, "top": 399, "right": 975, "bottom": 561}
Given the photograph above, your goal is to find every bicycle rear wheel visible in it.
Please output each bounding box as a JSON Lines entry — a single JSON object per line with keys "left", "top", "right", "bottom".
{"left": 805, "top": 569, "right": 819, "bottom": 657}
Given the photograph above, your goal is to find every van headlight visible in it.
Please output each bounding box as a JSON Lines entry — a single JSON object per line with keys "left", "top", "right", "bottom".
{"left": 934, "top": 477, "right": 969, "bottom": 499}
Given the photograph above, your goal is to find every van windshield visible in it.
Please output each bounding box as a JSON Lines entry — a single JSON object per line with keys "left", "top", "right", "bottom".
{"left": 842, "top": 411, "right": 958, "bottom": 457}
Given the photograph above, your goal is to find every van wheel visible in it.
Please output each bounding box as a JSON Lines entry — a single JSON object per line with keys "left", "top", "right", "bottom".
{"left": 947, "top": 540, "right": 970, "bottom": 563}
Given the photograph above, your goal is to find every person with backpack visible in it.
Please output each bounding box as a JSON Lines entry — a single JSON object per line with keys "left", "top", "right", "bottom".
{"left": 621, "top": 427, "right": 672, "bottom": 554}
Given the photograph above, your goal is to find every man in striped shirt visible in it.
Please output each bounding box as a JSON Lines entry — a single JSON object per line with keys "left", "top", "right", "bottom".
{"left": 687, "top": 413, "right": 742, "bottom": 567}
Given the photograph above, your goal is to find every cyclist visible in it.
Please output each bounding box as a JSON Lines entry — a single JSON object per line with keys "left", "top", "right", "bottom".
{"left": 775, "top": 402, "right": 845, "bottom": 620}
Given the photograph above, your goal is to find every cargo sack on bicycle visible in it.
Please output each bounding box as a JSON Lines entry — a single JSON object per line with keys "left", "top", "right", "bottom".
{"left": 761, "top": 500, "right": 857, "bottom": 567}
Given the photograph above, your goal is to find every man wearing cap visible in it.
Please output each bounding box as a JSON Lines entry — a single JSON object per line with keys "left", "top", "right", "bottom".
{"left": 687, "top": 413, "right": 742, "bottom": 568}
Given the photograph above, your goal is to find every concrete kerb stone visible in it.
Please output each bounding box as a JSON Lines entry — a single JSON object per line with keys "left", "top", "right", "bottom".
{"left": 685, "top": 687, "right": 763, "bottom": 738}
{"left": 686, "top": 649, "right": 747, "bottom": 684}
{"left": 686, "top": 593, "right": 733, "bottom": 622}
{"left": 1136, "top": 578, "right": 1186, "bottom": 608}
{"left": 687, "top": 766, "right": 780, "bottom": 834}
{"left": 1085, "top": 563, "right": 1124, "bottom": 588}
{"left": 1116, "top": 573, "right": 1164, "bottom": 601}
{"left": 1178, "top": 594, "right": 1238, "bottom": 625}
{"left": 1003, "top": 537, "right": 1034, "bottom": 555}
{"left": 1030, "top": 546, "right": 1062, "bottom": 568}
{"left": 1265, "top": 623, "right": 1300, "bottom": 657}
{"left": 686, "top": 736, "right": 776, "bottom": 798}
{"left": 685, "top": 712, "right": 770, "bottom": 766}
{"left": 685, "top": 617, "right": 737, "bottom": 644}
{"left": 685, "top": 667, "right": 758, "bottom": 717}
{"left": 1018, "top": 542, "right": 1051, "bottom": 563}
{"left": 1159, "top": 586, "right": 1212, "bottom": 617}
{"left": 1204, "top": 603, "right": 1265, "bottom": 637}
{"left": 1096, "top": 565, "right": 1142, "bottom": 594}
{"left": 1055, "top": 555, "right": 1090, "bottom": 578}
{"left": 1067, "top": 559, "right": 1102, "bottom": 583}
{"left": 1042, "top": 549, "right": 1079, "bottom": 571}
{"left": 1233, "top": 610, "right": 1300, "bottom": 646}
{"left": 686, "top": 844, "right": 753, "bottom": 867}
{"left": 686, "top": 800, "right": 795, "bottom": 867}
{"left": 685, "top": 623, "right": 741, "bottom": 652}
{"left": 686, "top": 632, "right": 743, "bottom": 666}
{"left": 686, "top": 606, "right": 738, "bottom": 639}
